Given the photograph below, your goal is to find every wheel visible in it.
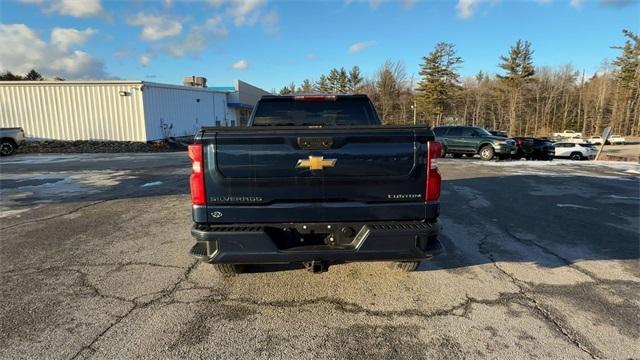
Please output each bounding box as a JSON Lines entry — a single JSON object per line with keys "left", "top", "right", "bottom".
{"left": 390, "top": 261, "right": 420, "bottom": 272}
{"left": 0, "top": 139, "right": 16, "bottom": 156}
{"left": 570, "top": 152, "right": 583, "bottom": 161}
{"left": 452, "top": 153, "right": 463, "bottom": 159}
{"left": 479, "top": 145, "right": 495, "bottom": 161}
{"left": 213, "top": 263, "right": 245, "bottom": 275}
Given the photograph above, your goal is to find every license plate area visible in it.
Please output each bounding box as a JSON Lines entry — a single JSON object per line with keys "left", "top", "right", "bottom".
{"left": 265, "top": 223, "right": 361, "bottom": 250}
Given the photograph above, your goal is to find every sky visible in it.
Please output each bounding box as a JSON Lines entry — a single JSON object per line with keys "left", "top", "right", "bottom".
{"left": 0, "top": 0, "right": 638, "bottom": 91}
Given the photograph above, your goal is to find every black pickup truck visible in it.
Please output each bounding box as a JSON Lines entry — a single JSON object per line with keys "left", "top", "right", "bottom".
{"left": 188, "top": 94, "right": 443, "bottom": 274}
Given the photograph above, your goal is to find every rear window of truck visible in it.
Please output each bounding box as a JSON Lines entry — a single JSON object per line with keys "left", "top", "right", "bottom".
{"left": 251, "top": 97, "right": 379, "bottom": 126}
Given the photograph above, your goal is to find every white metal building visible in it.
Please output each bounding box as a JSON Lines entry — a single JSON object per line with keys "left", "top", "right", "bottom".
{"left": 0, "top": 80, "right": 269, "bottom": 142}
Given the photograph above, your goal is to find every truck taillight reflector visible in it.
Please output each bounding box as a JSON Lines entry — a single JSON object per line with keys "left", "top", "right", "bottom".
{"left": 188, "top": 144, "right": 206, "bottom": 205}
{"left": 426, "top": 141, "right": 442, "bottom": 201}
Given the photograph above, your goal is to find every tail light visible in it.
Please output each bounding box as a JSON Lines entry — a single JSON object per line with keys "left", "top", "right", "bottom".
{"left": 188, "top": 144, "right": 206, "bottom": 205}
{"left": 426, "top": 141, "right": 442, "bottom": 201}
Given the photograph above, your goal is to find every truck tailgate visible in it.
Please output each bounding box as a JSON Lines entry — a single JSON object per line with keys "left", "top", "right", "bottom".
{"left": 197, "top": 126, "right": 434, "bottom": 223}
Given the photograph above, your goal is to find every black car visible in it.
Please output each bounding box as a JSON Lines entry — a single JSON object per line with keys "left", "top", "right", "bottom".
{"left": 512, "top": 137, "right": 555, "bottom": 160}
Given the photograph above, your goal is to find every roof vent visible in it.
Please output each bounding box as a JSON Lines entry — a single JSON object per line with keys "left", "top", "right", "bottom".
{"left": 183, "top": 76, "right": 207, "bottom": 88}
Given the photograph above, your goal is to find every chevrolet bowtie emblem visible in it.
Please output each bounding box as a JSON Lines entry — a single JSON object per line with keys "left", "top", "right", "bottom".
{"left": 296, "top": 156, "right": 337, "bottom": 171}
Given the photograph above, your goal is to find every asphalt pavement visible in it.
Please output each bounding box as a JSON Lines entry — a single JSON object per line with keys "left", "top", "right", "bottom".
{"left": 1, "top": 153, "right": 638, "bottom": 359}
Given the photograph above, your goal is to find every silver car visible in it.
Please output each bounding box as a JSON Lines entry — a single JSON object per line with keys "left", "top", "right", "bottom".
{"left": 0, "top": 127, "right": 26, "bottom": 156}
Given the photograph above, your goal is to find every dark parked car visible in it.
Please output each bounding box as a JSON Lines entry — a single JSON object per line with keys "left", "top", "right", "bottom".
{"left": 433, "top": 126, "right": 516, "bottom": 160}
{"left": 512, "top": 137, "right": 555, "bottom": 160}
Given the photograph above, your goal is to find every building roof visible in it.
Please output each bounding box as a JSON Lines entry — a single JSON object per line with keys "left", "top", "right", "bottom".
{"left": 0, "top": 80, "right": 233, "bottom": 94}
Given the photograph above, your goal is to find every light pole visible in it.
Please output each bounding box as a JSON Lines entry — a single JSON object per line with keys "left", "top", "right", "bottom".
{"left": 411, "top": 101, "right": 417, "bottom": 125}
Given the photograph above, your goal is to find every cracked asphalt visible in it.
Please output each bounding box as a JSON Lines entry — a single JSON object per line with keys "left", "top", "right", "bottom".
{"left": 1, "top": 153, "right": 638, "bottom": 359}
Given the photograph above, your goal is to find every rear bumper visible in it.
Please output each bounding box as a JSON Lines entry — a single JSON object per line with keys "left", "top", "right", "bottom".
{"left": 190, "top": 221, "right": 442, "bottom": 264}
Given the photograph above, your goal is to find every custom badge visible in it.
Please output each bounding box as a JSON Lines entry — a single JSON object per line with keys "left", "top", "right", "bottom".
{"left": 296, "top": 156, "right": 337, "bottom": 171}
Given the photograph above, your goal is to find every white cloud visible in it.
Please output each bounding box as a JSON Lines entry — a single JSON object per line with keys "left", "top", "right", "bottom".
{"left": 164, "top": 16, "right": 228, "bottom": 57}
{"left": 569, "top": 0, "right": 584, "bottom": 6}
{"left": 227, "top": 0, "right": 266, "bottom": 26}
{"left": 139, "top": 54, "right": 151, "bottom": 66}
{"left": 50, "top": 0, "right": 104, "bottom": 17}
{"left": 51, "top": 27, "right": 96, "bottom": 51}
{"left": 231, "top": 59, "right": 249, "bottom": 70}
{"left": 456, "top": 0, "right": 480, "bottom": 19}
{"left": 127, "top": 13, "right": 182, "bottom": 41}
{"left": 348, "top": 41, "right": 375, "bottom": 54}
{"left": 0, "top": 24, "right": 107, "bottom": 79}
{"left": 19, "top": 0, "right": 106, "bottom": 18}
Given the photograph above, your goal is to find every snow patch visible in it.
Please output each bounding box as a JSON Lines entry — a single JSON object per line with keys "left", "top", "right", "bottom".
{"left": 0, "top": 208, "right": 29, "bottom": 218}
{"left": 141, "top": 181, "right": 163, "bottom": 187}
{"left": 556, "top": 203, "right": 596, "bottom": 210}
{"left": 608, "top": 195, "right": 640, "bottom": 201}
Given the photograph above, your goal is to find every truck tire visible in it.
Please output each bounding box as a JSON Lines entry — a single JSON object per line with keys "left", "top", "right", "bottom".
{"left": 213, "top": 264, "right": 245, "bottom": 275}
{"left": 391, "top": 261, "right": 420, "bottom": 272}
{"left": 479, "top": 145, "right": 495, "bottom": 161}
{"left": 0, "top": 139, "right": 17, "bottom": 156}
{"left": 570, "top": 152, "right": 583, "bottom": 160}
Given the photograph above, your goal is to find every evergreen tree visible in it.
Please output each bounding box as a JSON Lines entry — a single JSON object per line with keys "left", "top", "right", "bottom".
{"left": 25, "top": 69, "right": 44, "bottom": 81}
{"left": 348, "top": 66, "right": 363, "bottom": 93}
{"left": 278, "top": 86, "right": 290, "bottom": 95}
{"left": 299, "top": 79, "right": 314, "bottom": 93}
{"left": 327, "top": 68, "right": 340, "bottom": 93}
{"left": 415, "top": 42, "right": 463, "bottom": 124}
{"left": 611, "top": 29, "right": 639, "bottom": 135}
{"left": 612, "top": 30, "right": 639, "bottom": 89}
{"left": 498, "top": 39, "right": 535, "bottom": 136}
{"left": 337, "top": 67, "right": 349, "bottom": 93}
{"left": 315, "top": 75, "right": 331, "bottom": 93}
{"left": 0, "top": 71, "right": 23, "bottom": 81}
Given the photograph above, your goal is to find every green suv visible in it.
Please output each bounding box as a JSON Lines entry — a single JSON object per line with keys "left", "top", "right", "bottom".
{"left": 433, "top": 126, "right": 516, "bottom": 160}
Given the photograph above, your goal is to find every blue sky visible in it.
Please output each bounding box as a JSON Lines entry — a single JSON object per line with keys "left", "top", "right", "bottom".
{"left": 1, "top": 0, "right": 638, "bottom": 90}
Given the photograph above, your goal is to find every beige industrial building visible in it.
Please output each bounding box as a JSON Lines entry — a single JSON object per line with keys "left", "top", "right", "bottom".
{"left": 0, "top": 79, "right": 269, "bottom": 142}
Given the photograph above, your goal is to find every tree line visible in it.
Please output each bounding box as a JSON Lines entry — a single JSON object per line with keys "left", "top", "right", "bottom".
{"left": 277, "top": 29, "right": 639, "bottom": 137}
{"left": 0, "top": 69, "right": 45, "bottom": 81}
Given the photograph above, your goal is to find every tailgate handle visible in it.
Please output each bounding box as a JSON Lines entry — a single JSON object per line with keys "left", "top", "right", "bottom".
{"left": 297, "top": 137, "right": 333, "bottom": 150}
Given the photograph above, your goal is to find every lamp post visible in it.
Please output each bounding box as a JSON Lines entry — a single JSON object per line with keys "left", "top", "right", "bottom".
{"left": 411, "top": 102, "right": 417, "bottom": 125}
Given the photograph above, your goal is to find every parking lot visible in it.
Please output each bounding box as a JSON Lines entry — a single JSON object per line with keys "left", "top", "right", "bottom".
{"left": 1, "top": 153, "right": 638, "bottom": 359}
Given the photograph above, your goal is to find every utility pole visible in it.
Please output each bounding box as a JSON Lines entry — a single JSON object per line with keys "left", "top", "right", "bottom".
{"left": 411, "top": 101, "right": 417, "bottom": 125}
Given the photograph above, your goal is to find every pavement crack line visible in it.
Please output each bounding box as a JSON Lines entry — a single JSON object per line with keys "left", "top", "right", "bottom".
{"left": 0, "top": 199, "right": 112, "bottom": 231}
{"left": 161, "top": 292, "right": 502, "bottom": 322}
{"left": 68, "top": 259, "right": 199, "bottom": 360}
{"left": 479, "top": 234, "right": 603, "bottom": 359}
{"left": 1, "top": 262, "right": 186, "bottom": 276}
{"left": 502, "top": 226, "right": 605, "bottom": 283}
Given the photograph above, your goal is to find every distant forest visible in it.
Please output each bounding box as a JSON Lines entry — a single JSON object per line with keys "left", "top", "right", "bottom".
{"left": 276, "top": 29, "right": 639, "bottom": 137}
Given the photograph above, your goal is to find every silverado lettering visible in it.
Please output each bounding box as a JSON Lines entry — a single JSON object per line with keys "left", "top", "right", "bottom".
{"left": 188, "top": 94, "right": 443, "bottom": 274}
